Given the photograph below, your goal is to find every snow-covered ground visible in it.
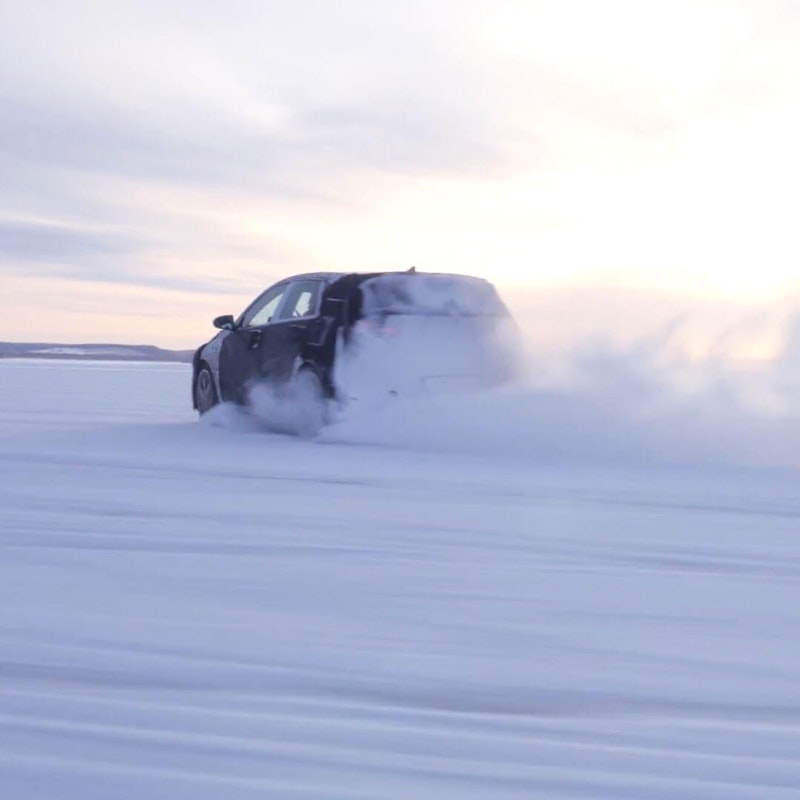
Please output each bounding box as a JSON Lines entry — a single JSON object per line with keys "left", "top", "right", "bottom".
{"left": 1, "top": 358, "right": 799, "bottom": 799}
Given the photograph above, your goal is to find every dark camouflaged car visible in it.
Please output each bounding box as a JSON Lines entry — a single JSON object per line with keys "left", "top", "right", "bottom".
{"left": 192, "top": 270, "right": 516, "bottom": 417}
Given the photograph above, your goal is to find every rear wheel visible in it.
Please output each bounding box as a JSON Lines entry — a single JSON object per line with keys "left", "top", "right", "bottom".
{"left": 194, "top": 364, "right": 219, "bottom": 415}
{"left": 289, "top": 367, "right": 327, "bottom": 437}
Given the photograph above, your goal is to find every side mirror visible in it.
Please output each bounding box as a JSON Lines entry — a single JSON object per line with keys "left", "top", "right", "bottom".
{"left": 213, "top": 314, "right": 236, "bottom": 331}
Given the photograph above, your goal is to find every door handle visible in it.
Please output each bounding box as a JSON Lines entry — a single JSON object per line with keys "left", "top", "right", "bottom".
{"left": 288, "top": 323, "right": 306, "bottom": 342}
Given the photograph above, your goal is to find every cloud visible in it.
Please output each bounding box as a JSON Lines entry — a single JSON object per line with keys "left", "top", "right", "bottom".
{"left": 0, "top": 0, "right": 707, "bottom": 192}
{"left": 0, "top": 216, "right": 278, "bottom": 294}
{"left": 0, "top": 94, "right": 277, "bottom": 187}
{"left": 0, "top": 220, "right": 131, "bottom": 261}
{"left": 0, "top": 0, "right": 799, "bottom": 314}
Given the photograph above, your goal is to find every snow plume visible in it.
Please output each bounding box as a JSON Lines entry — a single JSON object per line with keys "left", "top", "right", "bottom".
{"left": 525, "top": 334, "right": 800, "bottom": 470}
{"left": 323, "top": 294, "right": 800, "bottom": 470}
{"left": 203, "top": 376, "right": 326, "bottom": 439}
{"left": 203, "top": 290, "right": 799, "bottom": 470}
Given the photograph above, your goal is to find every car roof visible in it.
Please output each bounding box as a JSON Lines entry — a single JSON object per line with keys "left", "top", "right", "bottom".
{"left": 281, "top": 270, "right": 495, "bottom": 288}
{"left": 276, "top": 271, "right": 345, "bottom": 283}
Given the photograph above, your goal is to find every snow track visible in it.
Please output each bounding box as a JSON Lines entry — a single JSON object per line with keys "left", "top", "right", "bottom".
{"left": 1, "top": 359, "right": 799, "bottom": 798}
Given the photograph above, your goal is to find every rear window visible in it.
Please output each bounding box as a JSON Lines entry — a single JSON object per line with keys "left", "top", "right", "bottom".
{"left": 359, "top": 274, "right": 506, "bottom": 317}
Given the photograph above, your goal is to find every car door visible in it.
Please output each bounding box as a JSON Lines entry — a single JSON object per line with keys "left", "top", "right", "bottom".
{"left": 217, "top": 282, "right": 290, "bottom": 403}
{"left": 256, "top": 279, "right": 325, "bottom": 382}
{"left": 218, "top": 279, "right": 324, "bottom": 403}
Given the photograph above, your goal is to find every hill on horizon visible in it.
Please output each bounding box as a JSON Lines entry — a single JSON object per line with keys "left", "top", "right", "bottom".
{"left": 0, "top": 341, "right": 193, "bottom": 362}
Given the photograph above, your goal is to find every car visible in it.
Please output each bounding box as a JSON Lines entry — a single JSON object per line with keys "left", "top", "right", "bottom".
{"left": 191, "top": 269, "right": 517, "bottom": 420}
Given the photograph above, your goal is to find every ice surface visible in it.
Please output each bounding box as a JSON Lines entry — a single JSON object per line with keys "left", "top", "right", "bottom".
{"left": 1, "top": 359, "right": 799, "bottom": 799}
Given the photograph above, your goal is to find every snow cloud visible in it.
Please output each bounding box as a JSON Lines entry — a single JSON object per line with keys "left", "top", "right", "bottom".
{"left": 311, "top": 289, "right": 800, "bottom": 470}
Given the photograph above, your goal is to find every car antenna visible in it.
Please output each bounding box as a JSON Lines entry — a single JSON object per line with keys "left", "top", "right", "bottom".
{"left": 407, "top": 266, "right": 416, "bottom": 273}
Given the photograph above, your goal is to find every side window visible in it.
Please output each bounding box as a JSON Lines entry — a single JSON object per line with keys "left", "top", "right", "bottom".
{"left": 241, "top": 285, "right": 286, "bottom": 328}
{"left": 277, "top": 280, "right": 322, "bottom": 321}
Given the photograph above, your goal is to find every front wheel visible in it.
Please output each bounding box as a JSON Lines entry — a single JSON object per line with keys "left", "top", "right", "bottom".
{"left": 194, "top": 364, "right": 219, "bottom": 415}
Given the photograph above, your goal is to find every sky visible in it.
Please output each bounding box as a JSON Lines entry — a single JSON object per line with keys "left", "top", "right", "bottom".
{"left": 0, "top": 0, "right": 799, "bottom": 348}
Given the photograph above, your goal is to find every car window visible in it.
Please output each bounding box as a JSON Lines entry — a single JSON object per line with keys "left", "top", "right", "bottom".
{"left": 241, "top": 285, "right": 286, "bottom": 328}
{"left": 277, "top": 280, "right": 322, "bottom": 320}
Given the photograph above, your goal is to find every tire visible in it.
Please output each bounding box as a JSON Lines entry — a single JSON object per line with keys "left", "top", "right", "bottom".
{"left": 194, "top": 364, "right": 219, "bottom": 415}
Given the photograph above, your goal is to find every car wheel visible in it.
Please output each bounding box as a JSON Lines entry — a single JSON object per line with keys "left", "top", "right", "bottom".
{"left": 194, "top": 364, "right": 219, "bottom": 415}
{"left": 289, "top": 367, "right": 327, "bottom": 437}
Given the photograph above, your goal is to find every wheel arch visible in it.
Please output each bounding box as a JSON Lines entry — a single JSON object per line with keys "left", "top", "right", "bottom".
{"left": 297, "top": 358, "right": 335, "bottom": 399}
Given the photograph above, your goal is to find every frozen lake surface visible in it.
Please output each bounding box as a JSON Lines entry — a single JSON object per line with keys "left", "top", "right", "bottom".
{"left": 1, "top": 359, "right": 799, "bottom": 798}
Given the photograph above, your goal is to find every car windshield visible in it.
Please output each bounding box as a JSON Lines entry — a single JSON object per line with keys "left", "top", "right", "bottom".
{"left": 359, "top": 274, "right": 506, "bottom": 317}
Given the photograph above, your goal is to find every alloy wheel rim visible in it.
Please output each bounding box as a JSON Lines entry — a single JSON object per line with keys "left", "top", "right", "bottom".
{"left": 197, "top": 371, "right": 214, "bottom": 411}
